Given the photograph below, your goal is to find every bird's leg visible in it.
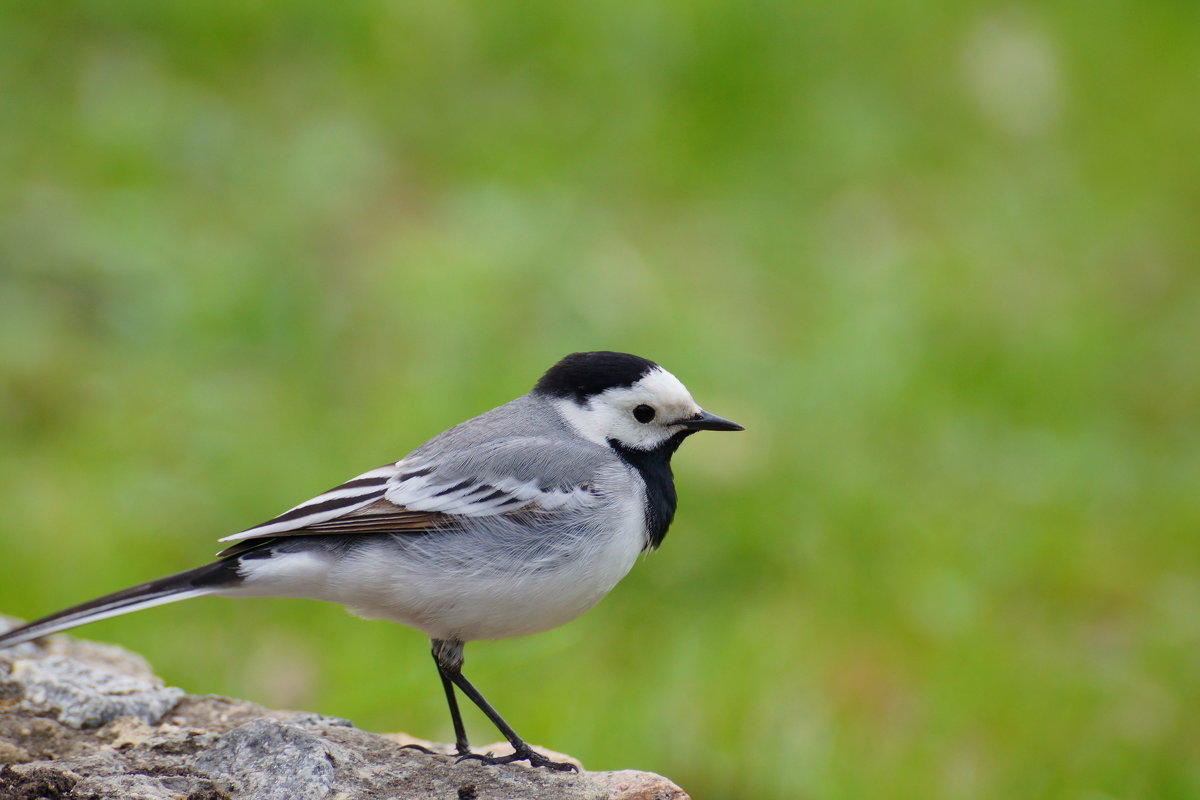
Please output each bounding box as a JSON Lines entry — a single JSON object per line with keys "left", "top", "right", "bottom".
{"left": 431, "top": 638, "right": 578, "bottom": 772}
{"left": 401, "top": 639, "right": 471, "bottom": 756}
{"left": 432, "top": 639, "right": 471, "bottom": 756}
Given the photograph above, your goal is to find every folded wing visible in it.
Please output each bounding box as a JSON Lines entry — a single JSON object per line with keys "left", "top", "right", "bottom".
{"left": 216, "top": 438, "right": 612, "bottom": 557}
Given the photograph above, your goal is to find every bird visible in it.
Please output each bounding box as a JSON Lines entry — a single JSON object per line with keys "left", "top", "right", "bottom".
{"left": 0, "top": 350, "right": 743, "bottom": 770}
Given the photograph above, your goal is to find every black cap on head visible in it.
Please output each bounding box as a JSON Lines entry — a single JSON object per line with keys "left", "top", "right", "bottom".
{"left": 533, "top": 351, "right": 660, "bottom": 404}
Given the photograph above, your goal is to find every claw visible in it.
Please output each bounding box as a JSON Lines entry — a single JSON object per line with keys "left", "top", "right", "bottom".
{"left": 455, "top": 751, "right": 494, "bottom": 765}
{"left": 455, "top": 747, "right": 579, "bottom": 771}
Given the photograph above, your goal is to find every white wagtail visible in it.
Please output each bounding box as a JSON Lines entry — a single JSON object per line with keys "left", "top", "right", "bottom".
{"left": 0, "top": 351, "right": 742, "bottom": 770}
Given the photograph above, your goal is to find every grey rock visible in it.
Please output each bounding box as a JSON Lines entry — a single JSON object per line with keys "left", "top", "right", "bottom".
{"left": 194, "top": 718, "right": 339, "bottom": 800}
{"left": 0, "top": 616, "right": 689, "bottom": 800}
{"left": 6, "top": 655, "right": 185, "bottom": 728}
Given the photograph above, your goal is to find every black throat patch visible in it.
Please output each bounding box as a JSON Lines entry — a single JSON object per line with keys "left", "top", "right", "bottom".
{"left": 609, "top": 430, "right": 693, "bottom": 550}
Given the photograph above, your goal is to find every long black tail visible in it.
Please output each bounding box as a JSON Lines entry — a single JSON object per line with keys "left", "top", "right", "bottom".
{"left": 0, "top": 559, "right": 242, "bottom": 649}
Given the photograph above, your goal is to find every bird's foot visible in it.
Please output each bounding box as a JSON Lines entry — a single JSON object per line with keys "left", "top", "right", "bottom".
{"left": 398, "top": 740, "right": 475, "bottom": 759}
{"left": 456, "top": 745, "right": 579, "bottom": 771}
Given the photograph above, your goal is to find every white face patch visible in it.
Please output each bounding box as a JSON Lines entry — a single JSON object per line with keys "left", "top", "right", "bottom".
{"left": 554, "top": 366, "right": 703, "bottom": 450}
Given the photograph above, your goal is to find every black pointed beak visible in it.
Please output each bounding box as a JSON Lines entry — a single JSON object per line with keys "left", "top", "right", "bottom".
{"left": 678, "top": 410, "right": 745, "bottom": 432}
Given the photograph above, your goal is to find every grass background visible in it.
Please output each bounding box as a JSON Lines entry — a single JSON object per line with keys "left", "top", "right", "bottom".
{"left": 2, "top": 2, "right": 1198, "bottom": 798}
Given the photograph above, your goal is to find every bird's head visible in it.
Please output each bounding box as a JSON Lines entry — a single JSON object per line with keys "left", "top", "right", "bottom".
{"left": 533, "top": 351, "right": 743, "bottom": 452}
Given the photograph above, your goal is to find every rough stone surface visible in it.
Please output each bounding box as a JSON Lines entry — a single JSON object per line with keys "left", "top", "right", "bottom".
{"left": 0, "top": 616, "right": 689, "bottom": 800}
{"left": 8, "top": 656, "right": 185, "bottom": 728}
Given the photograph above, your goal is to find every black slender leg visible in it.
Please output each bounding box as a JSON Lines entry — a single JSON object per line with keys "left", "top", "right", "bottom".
{"left": 437, "top": 660, "right": 471, "bottom": 755}
{"left": 447, "top": 669, "right": 577, "bottom": 771}
{"left": 428, "top": 637, "right": 577, "bottom": 772}
{"left": 402, "top": 642, "right": 472, "bottom": 756}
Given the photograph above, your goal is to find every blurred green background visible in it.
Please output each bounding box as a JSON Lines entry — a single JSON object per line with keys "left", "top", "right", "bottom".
{"left": 2, "top": 2, "right": 1198, "bottom": 798}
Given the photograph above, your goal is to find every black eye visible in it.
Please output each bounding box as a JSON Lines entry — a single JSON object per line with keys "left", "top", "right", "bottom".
{"left": 633, "top": 404, "right": 656, "bottom": 423}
